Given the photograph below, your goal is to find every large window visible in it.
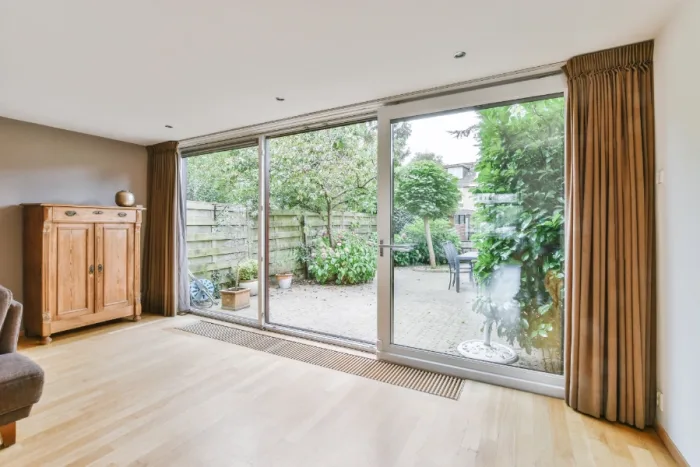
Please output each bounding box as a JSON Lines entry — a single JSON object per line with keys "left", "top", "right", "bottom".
{"left": 266, "top": 122, "right": 379, "bottom": 342}
{"left": 375, "top": 75, "right": 567, "bottom": 396}
{"left": 185, "top": 147, "right": 260, "bottom": 323}
{"left": 384, "top": 93, "right": 565, "bottom": 377}
{"left": 182, "top": 74, "right": 567, "bottom": 395}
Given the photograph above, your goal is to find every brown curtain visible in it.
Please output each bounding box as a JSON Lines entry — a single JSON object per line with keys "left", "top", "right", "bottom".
{"left": 564, "top": 41, "right": 656, "bottom": 429}
{"left": 142, "top": 141, "right": 179, "bottom": 317}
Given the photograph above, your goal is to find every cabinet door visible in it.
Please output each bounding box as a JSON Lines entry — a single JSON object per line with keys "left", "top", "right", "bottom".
{"left": 54, "top": 223, "right": 95, "bottom": 319}
{"left": 95, "top": 223, "right": 134, "bottom": 314}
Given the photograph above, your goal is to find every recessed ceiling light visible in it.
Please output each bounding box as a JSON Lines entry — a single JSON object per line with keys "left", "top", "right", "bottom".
{"left": 276, "top": 97, "right": 285, "bottom": 102}
{"left": 165, "top": 124, "right": 173, "bottom": 128}
{"left": 454, "top": 51, "right": 467, "bottom": 59}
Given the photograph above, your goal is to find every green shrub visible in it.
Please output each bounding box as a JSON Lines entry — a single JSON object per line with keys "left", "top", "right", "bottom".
{"left": 393, "top": 218, "right": 461, "bottom": 266}
{"left": 237, "top": 259, "right": 258, "bottom": 281}
{"left": 306, "top": 231, "right": 376, "bottom": 284}
{"left": 392, "top": 237, "right": 423, "bottom": 267}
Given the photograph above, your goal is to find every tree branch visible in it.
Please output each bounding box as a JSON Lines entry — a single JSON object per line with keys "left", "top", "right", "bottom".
{"left": 330, "top": 175, "right": 376, "bottom": 202}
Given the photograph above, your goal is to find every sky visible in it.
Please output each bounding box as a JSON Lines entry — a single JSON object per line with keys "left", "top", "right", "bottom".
{"left": 405, "top": 110, "right": 480, "bottom": 165}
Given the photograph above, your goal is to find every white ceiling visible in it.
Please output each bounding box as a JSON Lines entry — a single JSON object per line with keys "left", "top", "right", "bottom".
{"left": 0, "top": 0, "right": 679, "bottom": 145}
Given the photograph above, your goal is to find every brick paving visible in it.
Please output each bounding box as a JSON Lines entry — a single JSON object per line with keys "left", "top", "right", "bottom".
{"left": 208, "top": 268, "right": 557, "bottom": 373}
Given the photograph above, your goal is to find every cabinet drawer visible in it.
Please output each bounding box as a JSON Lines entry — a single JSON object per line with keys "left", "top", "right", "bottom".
{"left": 53, "top": 207, "right": 136, "bottom": 223}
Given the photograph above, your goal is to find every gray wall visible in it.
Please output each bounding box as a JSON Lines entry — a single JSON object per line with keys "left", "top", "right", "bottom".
{"left": 654, "top": 1, "right": 700, "bottom": 464}
{"left": 0, "top": 116, "right": 147, "bottom": 302}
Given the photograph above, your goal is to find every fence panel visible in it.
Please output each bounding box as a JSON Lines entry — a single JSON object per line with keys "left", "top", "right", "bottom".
{"left": 186, "top": 201, "right": 377, "bottom": 279}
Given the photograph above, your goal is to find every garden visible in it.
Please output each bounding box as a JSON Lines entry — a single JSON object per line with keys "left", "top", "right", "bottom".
{"left": 185, "top": 97, "right": 565, "bottom": 375}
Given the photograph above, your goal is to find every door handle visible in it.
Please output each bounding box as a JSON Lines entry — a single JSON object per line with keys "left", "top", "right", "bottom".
{"left": 89, "top": 265, "right": 94, "bottom": 275}
{"left": 378, "top": 240, "right": 415, "bottom": 256}
{"left": 97, "top": 264, "right": 103, "bottom": 273}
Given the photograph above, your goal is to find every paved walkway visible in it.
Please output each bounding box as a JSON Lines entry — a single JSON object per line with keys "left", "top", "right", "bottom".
{"left": 207, "top": 268, "right": 559, "bottom": 373}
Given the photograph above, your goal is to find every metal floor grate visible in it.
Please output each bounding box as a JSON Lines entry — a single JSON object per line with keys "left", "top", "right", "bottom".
{"left": 177, "top": 320, "right": 465, "bottom": 400}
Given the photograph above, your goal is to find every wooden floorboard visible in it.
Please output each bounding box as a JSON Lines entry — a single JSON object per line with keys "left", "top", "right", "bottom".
{"left": 1, "top": 315, "right": 677, "bottom": 466}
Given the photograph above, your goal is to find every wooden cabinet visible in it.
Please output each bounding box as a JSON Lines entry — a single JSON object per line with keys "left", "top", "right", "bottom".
{"left": 22, "top": 204, "right": 144, "bottom": 344}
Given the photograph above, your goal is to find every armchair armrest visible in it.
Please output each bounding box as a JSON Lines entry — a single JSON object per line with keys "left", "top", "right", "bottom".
{"left": 0, "top": 300, "right": 22, "bottom": 354}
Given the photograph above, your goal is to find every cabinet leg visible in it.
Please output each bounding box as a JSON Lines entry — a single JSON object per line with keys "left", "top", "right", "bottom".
{"left": 40, "top": 336, "right": 52, "bottom": 345}
{"left": 132, "top": 315, "right": 142, "bottom": 322}
{"left": 0, "top": 422, "right": 16, "bottom": 448}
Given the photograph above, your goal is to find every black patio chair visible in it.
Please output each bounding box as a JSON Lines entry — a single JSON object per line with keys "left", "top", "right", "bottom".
{"left": 442, "top": 242, "right": 472, "bottom": 292}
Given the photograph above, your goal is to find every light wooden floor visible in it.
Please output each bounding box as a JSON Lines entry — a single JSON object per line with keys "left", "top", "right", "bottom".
{"left": 1, "top": 316, "right": 675, "bottom": 467}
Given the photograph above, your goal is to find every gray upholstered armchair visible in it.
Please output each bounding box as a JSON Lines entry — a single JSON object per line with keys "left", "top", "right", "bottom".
{"left": 0, "top": 286, "right": 44, "bottom": 448}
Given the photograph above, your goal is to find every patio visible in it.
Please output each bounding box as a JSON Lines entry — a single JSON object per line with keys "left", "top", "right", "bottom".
{"left": 201, "top": 267, "right": 559, "bottom": 373}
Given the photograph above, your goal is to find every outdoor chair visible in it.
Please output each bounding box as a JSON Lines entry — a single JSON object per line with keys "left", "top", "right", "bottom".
{"left": 442, "top": 242, "right": 472, "bottom": 292}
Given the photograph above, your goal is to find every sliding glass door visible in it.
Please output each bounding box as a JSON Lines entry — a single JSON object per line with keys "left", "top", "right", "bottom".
{"left": 264, "top": 123, "right": 378, "bottom": 343}
{"left": 183, "top": 74, "right": 568, "bottom": 395}
{"left": 184, "top": 143, "right": 265, "bottom": 327}
{"left": 376, "top": 76, "right": 567, "bottom": 395}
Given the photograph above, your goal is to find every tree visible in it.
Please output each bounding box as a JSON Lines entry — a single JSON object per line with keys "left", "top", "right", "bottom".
{"left": 268, "top": 123, "right": 377, "bottom": 247}
{"left": 391, "top": 121, "right": 413, "bottom": 164}
{"left": 394, "top": 161, "right": 460, "bottom": 267}
{"left": 411, "top": 151, "right": 443, "bottom": 164}
{"left": 453, "top": 98, "right": 565, "bottom": 368}
{"left": 186, "top": 122, "right": 394, "bottom": 248}
{"left": 186, "top": 147, "right": 258, "bottom": 210}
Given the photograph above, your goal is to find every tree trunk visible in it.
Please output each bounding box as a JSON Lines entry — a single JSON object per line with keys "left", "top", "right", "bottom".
{"left": 326, "top": 202, "right": 333, "bottom": 247}
{"left": 423, "top": 217, "right": 436, "bottom": 268}
{"left": 483, "top": 320, "right": 493, "bottom": 347}
{"left": 300, "top": 214, "right": 309, "bottom": 279}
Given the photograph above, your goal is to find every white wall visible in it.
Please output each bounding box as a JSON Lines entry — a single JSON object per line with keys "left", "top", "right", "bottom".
{"left": 0, "top": 116, "right": 147, "bottom": 302}
{"left": 654, "top": 1, "right": 700, "bottom": 464}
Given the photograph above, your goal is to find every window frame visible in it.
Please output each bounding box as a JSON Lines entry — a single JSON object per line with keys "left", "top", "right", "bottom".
{"left": 376, "top": 74, "right": 567, "bottom": 398}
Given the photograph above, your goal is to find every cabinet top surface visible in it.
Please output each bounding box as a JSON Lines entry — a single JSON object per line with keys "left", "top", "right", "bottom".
{"left": 22, "top": 204, "right": 145, "bottom": 210}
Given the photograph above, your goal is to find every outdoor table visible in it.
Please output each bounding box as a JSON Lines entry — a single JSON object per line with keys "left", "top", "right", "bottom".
{"left": 455, "top": 251, "right": 478, "bottom": 293}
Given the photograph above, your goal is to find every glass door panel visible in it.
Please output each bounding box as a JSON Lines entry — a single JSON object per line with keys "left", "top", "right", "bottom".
{"left": 377, "top": 76, "right": 567, "bottom": 394}
{"left": 265, "top": 122, "right": 378, "bottom": 343}
{"left": 185, "top": 147, "right": 260, "bottom": 325}
{"left": 390, "top": 99, "right": 565, "bottom": 375}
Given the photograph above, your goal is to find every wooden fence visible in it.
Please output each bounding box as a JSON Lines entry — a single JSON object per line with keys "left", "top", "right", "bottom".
{"left": 186, "top": 201, "right": 376, "bottom": 278}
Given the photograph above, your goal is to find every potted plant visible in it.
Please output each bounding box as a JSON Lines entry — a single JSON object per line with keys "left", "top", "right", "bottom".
{"left": 457, "top": 263, "right": 520, "bottom": 364}
{"left": 219, "top": 271, "right": 250, "bottom": 311}
{"left": 275, "top": 272, "right": 293, "bottom": 289}
{"left": 237, "top": 259, "right": 258, "bottom": 296}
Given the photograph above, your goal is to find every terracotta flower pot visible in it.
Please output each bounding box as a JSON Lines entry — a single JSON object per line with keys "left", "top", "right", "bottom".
{"left": 220, "top": 287, "right": 250, "bottom": 311}
{"left": 275, "top": 273, "right": 293, "bottom": 289}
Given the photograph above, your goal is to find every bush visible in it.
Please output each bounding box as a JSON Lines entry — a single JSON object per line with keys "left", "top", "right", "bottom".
{"left": 392, "top": 239, "right": 423, "bottom": 267}
{"left": 237, "top": 259, "right": 258, "bottom": 281}
{"left": 393, "top": 218, "right": 461, "bottom": 266}
{"left": 306, "top": 231, "right": 376, "bottom": 284}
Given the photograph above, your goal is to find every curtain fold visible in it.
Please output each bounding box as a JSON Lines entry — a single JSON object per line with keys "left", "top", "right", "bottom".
{"left": 143, "top": 141, "right": 180, "bottom": 317}
{"left": 564, "top": 40, "right": 656, "bottom": 429}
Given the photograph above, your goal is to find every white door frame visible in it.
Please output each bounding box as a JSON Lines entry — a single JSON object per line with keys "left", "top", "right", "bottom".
{"left": 257, "top": 136, "right": 268, "bottom": 328}
{"left": 376, "top": 74, "right": 567, "bottom": 398}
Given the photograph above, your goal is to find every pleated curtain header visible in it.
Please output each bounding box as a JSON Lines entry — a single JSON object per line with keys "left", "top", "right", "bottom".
{"left": 564, "top": 40, "right": 653, "bottom": 79}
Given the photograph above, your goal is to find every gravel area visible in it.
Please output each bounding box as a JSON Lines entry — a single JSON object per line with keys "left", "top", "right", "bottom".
{"left": 206, "top": 268, "right": 561, "bottom": 374}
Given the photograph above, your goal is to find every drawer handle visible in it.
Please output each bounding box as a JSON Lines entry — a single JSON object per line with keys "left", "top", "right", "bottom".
{"left": 93, "top": 210, "right": 103, "bottom": 215}
{"left": 65, "top": 210, "right": 77, "bottom": 217}
{"left": 118, "top": 212, "right": 127, "bottom": 217}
